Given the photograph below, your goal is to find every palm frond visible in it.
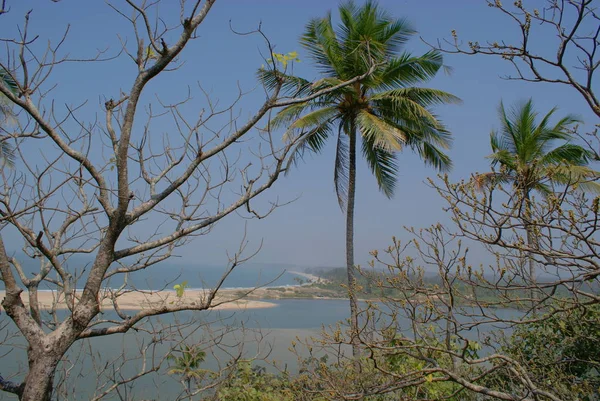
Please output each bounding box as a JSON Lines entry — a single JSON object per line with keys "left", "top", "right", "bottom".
{"left": 270, "top": 102, "right": 313, "bottom": 133}
{"left": 547, "top": 113, "right": 582, "bottom": 136}
{"left": 417, "top": 141, "right": 452, "bottom": 172}
{"left": 379, "top": 17, "right": 415, "bottom": 57}
{"left": 392, "top": 114, "right": 452, "bottom": 150}
{"left": 301, "top": 12, "right": 343, "bottom": 77}
{"left": 257, "top": 68, "right": 312, "bottom": 97}
{"left": 361, "top": 132, "right": 398, "bottom": 198}
{"left": 512, "top": 99, "right": 537, "bottom": 148}
{"left": 290, "top": 106, "right": 339, "bottom": 131}
{"left": 309, "top": 77, "right": 353, "bottom": 97}
{"left": 496, "top": 101, "right": 518, "bottom": 153}
{"left": 531, "top": 181, "right": 553, "bottom": 197}
{"left": 0, "top": 141, "right": 15, "bottom": 167}
{"left": 541, "top": 143, "right": 593, "bottom": 166}
{"left": 533, "top": 108, "right": 580, "bottom": 142}
{"left": 371, "top": 90, "right": 456, "bottom": 135}
{"left": 548, "top": 164, "right": 600, "bottom": 191}
{"left": 573, "top": 181, "right": 600, "bottom": 193}
{"left": 372, "top": 51, "right": 444, "bottom": 90}
{"left": 0, "top": 67, "right": 17, "bottom": 95}
{"left": 487, "top": 148, "right": 518, "bottom": 171}
{"left": 356, "top": 109, "right": 405, "bottom": 152}
{"left": 285, "top": 122, "right": 334, "bottom": 174}
{"left": 0, "top": 67, "right": 17, "bottom": 130}
{"left": 490, "top": 129, "right": 517, "bottom": 155}
{"left": 474, "top": 171, "right": 512, "bottom": 191}
{"left": 334, "top": 126, "right": 349, "bottom": 210}
{"left": 372, "top": 87, "right": 461, "bottom": 107}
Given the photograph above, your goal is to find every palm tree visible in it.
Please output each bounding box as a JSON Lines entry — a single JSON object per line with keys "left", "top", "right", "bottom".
{"left": 0, "top": 67, "right": 16, "bottom": 167}
{"left": 167, "top": 344, "right": 207, "bottom": 393}
{"left": 477, "top": 99, "right": 599, "bottom": 308}
{"left": 262, "top": 1, "right": 459, "bottom": 354}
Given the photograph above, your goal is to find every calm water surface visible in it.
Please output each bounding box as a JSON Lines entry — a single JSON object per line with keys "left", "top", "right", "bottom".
{"left": 0, "top": 299, "right": 520, "bottom": 400}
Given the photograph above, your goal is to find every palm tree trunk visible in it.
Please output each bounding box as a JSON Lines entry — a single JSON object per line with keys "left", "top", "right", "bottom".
{"left": 524, "top": 190, "right": 538, "bottom": 312}
{"left": 346, "top": 123, "right": 360, "bottom": 358}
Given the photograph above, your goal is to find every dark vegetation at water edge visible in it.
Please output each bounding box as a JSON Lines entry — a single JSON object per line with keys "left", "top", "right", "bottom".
{"left": 1, "top": 0, "right": 600, "bottom": 399}
{"left": 301, "top": 266, "right": 594, "bottom": 307}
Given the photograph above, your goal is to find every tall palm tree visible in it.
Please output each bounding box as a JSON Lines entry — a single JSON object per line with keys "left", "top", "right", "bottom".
{"left": 167, "top": 344, "right": 207, "bottom": 393}
{"left": 262, "top": 1, "right": 459, "bottom": 354}
{"left": 477, "top": 99, "right": 599, "bottom": 308}
{"left": 0, "top": 67, "right": 16, "bottom": 167}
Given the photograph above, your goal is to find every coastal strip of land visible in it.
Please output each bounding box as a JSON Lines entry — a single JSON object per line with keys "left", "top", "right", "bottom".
{"left": 287, "top": 270, "right": 324, "bottom": 283}
{"left": 0, "top": 272, "right": 342, "bottom": 312}
{"left": 0, "top": 290, "right": 278, "bottom": 311}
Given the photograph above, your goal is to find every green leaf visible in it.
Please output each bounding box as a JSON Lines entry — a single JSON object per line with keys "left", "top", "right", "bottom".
{"left": 174, "top": 281, "right": 189, "bottom": 297}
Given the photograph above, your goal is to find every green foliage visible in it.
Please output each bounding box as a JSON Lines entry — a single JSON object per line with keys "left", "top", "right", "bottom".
{"left": 306, "top": 266, "right": 574, "bottom": 306}
{"left": 266, "top": 0, "right": 459, "bottom": 206}
{"left": 272, "top": 51, "right": 300, "bottom": 68}
{"left": 382, "top": 335, "right": 476, "bottom": 400}
{"left": 167, "top": 343, "right": 208, "bottom": 391}
{"left": 217, "top": 361, "right": 295, "bottom": 401}
{"left": 295, "top": 347, "right": 475, "bottom": 401}
{"left": 0, "top": 66, "right": 16, "bottom": 167}
{"left": 173, "top": 281, "right": 189, "bottom": 297}
{"left": 495, "top": 305, "right": 600, "bottom": 400}
{"left": 478, "top": 98, "right": 599, "bottom": 194}
{"left": 0, "top": 67, "right": 17, "bottom": 97}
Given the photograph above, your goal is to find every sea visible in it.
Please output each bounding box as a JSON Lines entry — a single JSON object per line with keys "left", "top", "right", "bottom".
{"left": 0, "top": 260, "right": 310, "bottom": 292}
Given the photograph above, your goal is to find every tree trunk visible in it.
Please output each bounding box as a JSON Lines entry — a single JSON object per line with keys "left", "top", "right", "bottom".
{"left": 523, "top": 191, "right": 538, "bottom": 313}
{"left": 346, "top": 124, "right": 360, "bottom": 358}
{"left": 20, "top": 354, "right": 60, "bottom": 401}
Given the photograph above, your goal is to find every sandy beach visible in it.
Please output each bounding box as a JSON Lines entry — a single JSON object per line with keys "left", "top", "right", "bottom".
{"left": 0, "top": 289, "right": 277, "bottom": 312}
{"left": 0, "top": 272, "right": 337, "bottom": 312}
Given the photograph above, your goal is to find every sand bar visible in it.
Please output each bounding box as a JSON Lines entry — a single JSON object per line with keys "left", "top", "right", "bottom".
{"left": 0, "top": 289, "right": 277, "bottom": 311}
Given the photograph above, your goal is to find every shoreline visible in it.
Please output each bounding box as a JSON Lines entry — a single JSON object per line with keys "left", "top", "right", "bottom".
{"left": 0, "top": 272, "right": 342, "bottom": 311}
{"left": 287, "top": 270, "right": 324, "bottom": 283}
{"left": 0, "top": 290, "right": 278, "bottom": 312}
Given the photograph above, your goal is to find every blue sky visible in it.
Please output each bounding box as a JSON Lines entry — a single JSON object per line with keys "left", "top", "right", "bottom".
{"left": 2, "top": 1, "right": 596, "bottom": 270}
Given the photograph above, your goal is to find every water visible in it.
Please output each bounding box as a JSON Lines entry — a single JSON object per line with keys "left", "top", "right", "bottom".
{"left": 0, "top": 299, "right": 350, "bottom": 400}
{"left": 0, "top": 261, "right": 307, "bottom": 291}
{"left": 119, "top": 264, "right": 307, "bottom": 290}
{"left": 0, "top": 299, "right": 522, "bottom": 400}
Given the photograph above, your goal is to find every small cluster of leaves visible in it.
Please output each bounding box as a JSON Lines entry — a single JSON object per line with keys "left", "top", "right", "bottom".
{"left": 272, "top": 51, "right": 300, "bottom": 68}
{"left": 173, "top": 281, "right": 189, "bottom": 297}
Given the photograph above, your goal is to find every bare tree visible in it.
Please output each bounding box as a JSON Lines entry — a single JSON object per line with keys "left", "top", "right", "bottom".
{"left": 0, "top": 1, "right": 378, "bottom": 399}
{"left": 277, "top": 2, "right": 600, "bottom": 399}
{"left": 430, "top": 0, "right": 600, "bottom": 117}
{"left": 294, "top": 174, "right": 600, "bottom": 400}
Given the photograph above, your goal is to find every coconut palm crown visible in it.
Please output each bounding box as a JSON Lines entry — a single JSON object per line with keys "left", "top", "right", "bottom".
{"left": 167, "top": 344, "right": 207, "bottom": 392}
{"left": 261, "top": 1, "right": 460, "bottom": 206}
{"left": 477, "top": 99, "right": 599, "bottom": 195}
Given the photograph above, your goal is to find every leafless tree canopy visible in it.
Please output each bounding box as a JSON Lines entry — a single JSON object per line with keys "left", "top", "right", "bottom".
{"left": 0, "top": 1, "right": 377, "bottom": 399}
{"left": 292, "top": 174, "right": 600, "bottom": 401}
{"left": 430, "top": 0, "right": 600, "bottom": 118}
